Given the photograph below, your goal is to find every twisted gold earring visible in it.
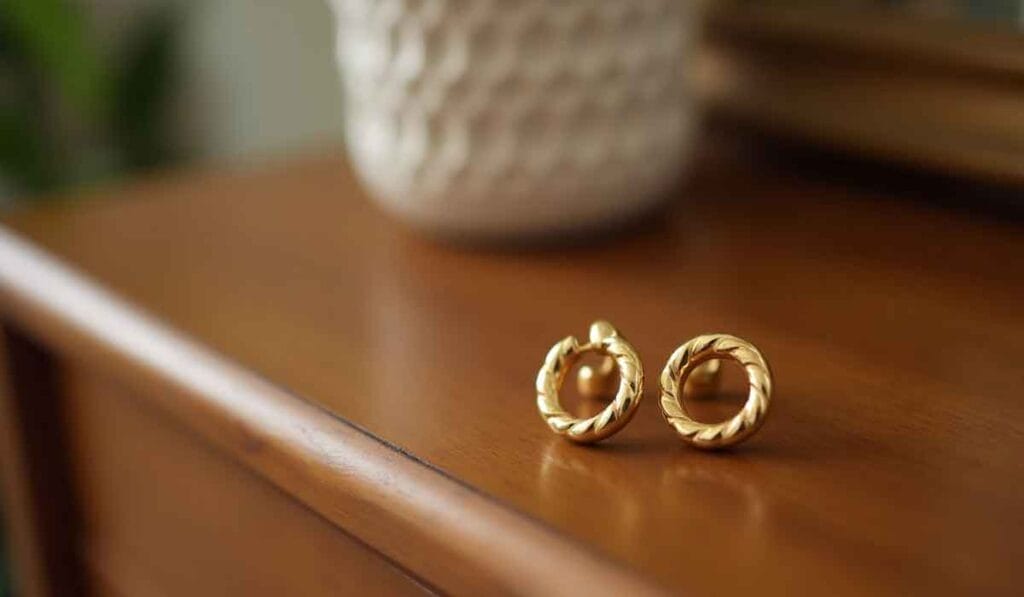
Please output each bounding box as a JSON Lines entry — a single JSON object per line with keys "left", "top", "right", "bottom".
{"left": 536, "top": 320, "right": 643, "bottom": 444}
{"left": 659, "top": 334, "right": 772, "bottom": 449}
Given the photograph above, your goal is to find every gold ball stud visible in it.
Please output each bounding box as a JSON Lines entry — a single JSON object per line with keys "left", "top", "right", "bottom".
{"left": 576, "top": 321, "right": 620, "bottom": 400}
{"left": 684, "top": 358, "right": 722, "bottom": 399}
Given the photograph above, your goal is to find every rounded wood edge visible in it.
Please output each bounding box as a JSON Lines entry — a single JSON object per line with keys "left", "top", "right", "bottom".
{"left": 0, "top": 227, "right": 666, "bottom": 596}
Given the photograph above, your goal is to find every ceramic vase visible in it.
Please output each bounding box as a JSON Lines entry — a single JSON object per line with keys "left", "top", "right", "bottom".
{"left": 330, "top": 0, "right": 695, "bottom": 239}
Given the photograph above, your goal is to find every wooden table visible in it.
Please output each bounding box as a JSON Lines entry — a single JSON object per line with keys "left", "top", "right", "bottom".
{"left": 1, "top": 141, "right": 1022, "bottom": 596}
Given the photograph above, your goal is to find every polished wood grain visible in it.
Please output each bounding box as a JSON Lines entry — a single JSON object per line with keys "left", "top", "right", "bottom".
{"left": 2, "top": 142, "right": 1023, "bottom": 595}
{"left": 63, "top": 364, "right": 428, "bottom": 597}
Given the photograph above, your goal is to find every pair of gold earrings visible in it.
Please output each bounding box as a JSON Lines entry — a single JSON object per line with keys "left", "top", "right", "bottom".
{"left": 536, "top": 320, "right": 772, "bottom": 450}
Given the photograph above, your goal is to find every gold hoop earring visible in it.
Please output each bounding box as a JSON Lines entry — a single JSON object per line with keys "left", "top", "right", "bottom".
{"left": 659, "top": 334, "right": 772, "bottom": 449}
{"left": 536, "top": 320, "right": 643, "bottom": 444}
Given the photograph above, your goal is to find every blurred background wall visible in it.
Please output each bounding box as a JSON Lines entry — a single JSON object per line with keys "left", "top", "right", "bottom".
{"left": 171, "top": 0, "right": 343, "bottom": 162}
{"left": 4, "top": 0, "right": 1023, "bottom": 206}
{"left": 0, "top": 0, "right": 345, "bottom": 203}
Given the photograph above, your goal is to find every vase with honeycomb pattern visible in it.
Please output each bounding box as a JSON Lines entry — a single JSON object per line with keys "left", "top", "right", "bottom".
{"left": 329, "top": 0, "right": 696, "bottom": 239}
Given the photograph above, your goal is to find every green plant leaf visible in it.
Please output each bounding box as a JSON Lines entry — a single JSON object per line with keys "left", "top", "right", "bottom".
{"left": 0, "top": 13, "right": 61, "bottom": 195}
{"left": 0, "top": 102, "right": 58, "bottom": 194}
{"left": 110, "top": 5, "right": 180, "bottom": 170}
{"left": 4, "top": 0, "right": 109, "bottom": 120}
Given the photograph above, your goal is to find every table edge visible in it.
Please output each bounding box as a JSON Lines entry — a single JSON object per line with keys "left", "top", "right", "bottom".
{"left": 0, "top": 226, "right": 665, "bottom": 596}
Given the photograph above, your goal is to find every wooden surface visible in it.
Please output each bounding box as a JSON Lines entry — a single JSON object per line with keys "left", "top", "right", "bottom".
{"left": 0, "top": 195, "right": 656, "bottom": 596}
{"left": 65, "top": 364, "right": 428, "bottom": 596}
{"left": 0, "top": 326, "right": 85, "bottom": 596}
{"left": 2, "top": 141, "right": 1023, "bottom": 595}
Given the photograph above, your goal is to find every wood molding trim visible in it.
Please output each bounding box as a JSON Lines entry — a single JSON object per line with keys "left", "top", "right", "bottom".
{"left": 0, "top": 325, "right": 86, "bottom": 597}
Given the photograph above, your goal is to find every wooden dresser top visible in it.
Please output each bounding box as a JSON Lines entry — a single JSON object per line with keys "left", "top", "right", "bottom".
{"left": 2, "top": 144, "right": 1023, "bottom": 595}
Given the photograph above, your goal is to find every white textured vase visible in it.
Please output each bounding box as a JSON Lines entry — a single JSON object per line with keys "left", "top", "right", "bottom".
{"left": 330, "top": 0, "right": 695, "bottom": 238}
